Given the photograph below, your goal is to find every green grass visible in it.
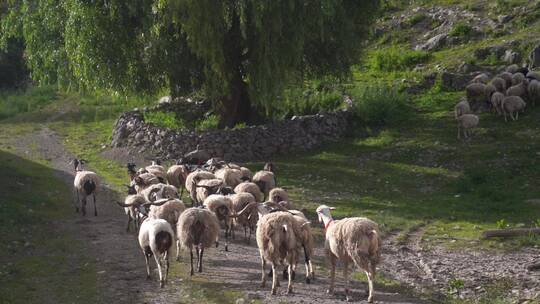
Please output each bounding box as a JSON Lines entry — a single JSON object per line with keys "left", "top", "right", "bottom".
{"left": 367, "top": 46, "right": 431, "bottom": 72}
{"left": 0, "top": 128, "right": 98, "bottom": 303}
{"left": 145, "top": 110, "right": 188, "bottom": 130}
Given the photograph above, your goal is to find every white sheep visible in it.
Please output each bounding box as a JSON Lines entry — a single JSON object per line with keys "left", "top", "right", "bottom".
{"left": 465, "top": 82, "right": 487, "bottom": 107}
{"left": 214, "top": 167, "right": 242, "bottom": 188}
{"left": 506, "top": 79, "right": 529, "bottom": 101}
{"left": 230, "top": 192, "right": 258, "bottom": 242}
{"left": 490, "top": 77, "right": 507, "bottom": 93}
{"left": 138, "top": 218, "right": 174, "bottom": 287}
{"left": 203, "top": 194, "right": 235, "bottom": 251}
{"left": 72, "top": 159, "right": 100, "bottom": 216}
{"left": 491, "top": 92, "right": 505, "bottom": 116}
{"left": 177, "top": 207, "right": 220, "bottom": 275}
{"left": 252, "top": 170, "right": 276, "bottom": 200}
{"left": 471, "top": 73, "right": 489, "bottom": 84}
{"left": 506, "top": 64, "right": 519, "bottom": 74}
{"left": 256, "top": 211, "right": 300, "bottom": 295}
{"left": 185, "top": 170, "right": 216, "bottom": 205}
{"left": 502, "top": 96, "right": 526, "bottom": 121}
{"left": 528, "top": 79, "right": 540, "bottom": 107}
{"left": 239, "top": 167, "right": 253, "bottom": 181}
{"left": 234, "top": 181, "right": 264, "bottom": 202}
{"left": 454, "top": 99, "right": 471, "bottom": 119}
{"left": 498, "top": 72, "right": 513, "bottom": 89}
{"left": 167, "top": 163, "right": 190, "bottom": 196}
{"left": 133, "top": 172, "right": 160, "bottom": 193}
{"left": 145, "top": 161, "right": 167, "bottom": 183}
{"left": 456, "top": 114, "right": 479, "bottom": 139}
{"left": 512, "top": 72, "right": 526, "bottom": 86}
{"left": 195, "top": 178, "right": 229, "bottom": 204}
{"left": 141, "top": 183, "right": 179, "bottom": 203}
{"left": 316, "top": 205, "right": 381, "bottom": 303}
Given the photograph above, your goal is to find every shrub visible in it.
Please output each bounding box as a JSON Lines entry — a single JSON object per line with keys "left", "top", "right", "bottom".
{"left": 368, "top": 46, "right": 431, "bottom": 72}
{"left": 196, "top": 114, "right": 219, "bottom": 131}
{"left": 144, "top": 111, "right": 186, "bottom": 130}
{"left": 350, "top": 84, "right": 413, "bottom": 126}
{"left": 278, "top": 79, "right": 344, "bottom": 118}
{"left": 408, "top": 13, "right": 427, "bottom": 26}
{"left": 449, "top": 22, "right": 473, "bottom": 39}
{"left": 0, "top": 86, "right": 57, "bottom": 119}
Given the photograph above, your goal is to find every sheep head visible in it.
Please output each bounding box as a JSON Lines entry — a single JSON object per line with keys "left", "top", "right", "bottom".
{"left": 125, "top": 184, "right": 137, "bottom": 195}
{"left": 127, "top": 162, "right": 137, "bottom": 174}
{"left": 315, "top": 205, "right": 335, "bottom": 223}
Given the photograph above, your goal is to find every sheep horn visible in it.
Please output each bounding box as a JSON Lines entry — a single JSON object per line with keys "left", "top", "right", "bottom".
{"left": 115, "top": 200, "right": 134, "bottom": 208}
{"left": 233, "top": 202, "right": 258, "bottom": 217}
{"left": 195, "top": 184, "right": 213, "bottom": 190}
{"left": 143, "top": 198, "right": 171, "bottom": 207}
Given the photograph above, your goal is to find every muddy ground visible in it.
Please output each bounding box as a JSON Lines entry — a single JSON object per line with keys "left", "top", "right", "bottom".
{"left": 12, "top": 125, "right": 540, "bottom": 303}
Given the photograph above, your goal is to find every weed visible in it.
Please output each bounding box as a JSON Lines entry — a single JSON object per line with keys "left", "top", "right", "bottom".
{"left": 196, "top": 114, "right": 219, "bottom": 131}
{"left": 350, "top": 84, "right": 413, "bottom": 126}
{"left": 368, "top": 46, "right": 431, "bottom": 72}
{"left": 449, "top": 22, "right": 473, "bottom": 40}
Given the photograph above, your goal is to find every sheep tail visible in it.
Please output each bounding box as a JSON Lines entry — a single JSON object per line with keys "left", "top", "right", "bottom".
{"left": 368, "top": 230, "right": 379, "bottom": 256}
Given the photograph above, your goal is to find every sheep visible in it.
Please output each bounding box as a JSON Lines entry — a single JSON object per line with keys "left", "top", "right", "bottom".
{"left": 234, "top": 181, "right": 264, "bottom": 202}
{"left": 498, "top": 72, "right": 513, "bottom": 89}
{"left": 147, "top": 198, "right": 186, "bottom": 261}
{"left": 239, "top": 167, "right": 253, "bottom": 181}
{"left": 167, "top": 163, "right": 190, "bottom": 196}
{"left": 454, "top": 99, "right": 471, "bottom": 119}
{"left": 471, "top": 73, "right": 489, "bottom": 84}
{"left": 269, "top": 187, "right": 289, "bottom": 206}
{"left": 230, "top": 192, "right": 258, "bottom": 242}
{"left": 72, "top": 159, "right": 100, "bottom": 216}
{"left": 215, "top": 167, "right": 243, "bottom": 188}
{"left": 527, "top": 71, "right": 540, "bottom": 81}
{"left": 118, "top": 194, "right": 146, "bottom": 232}
{"left": 177, "top": 207, "right": 220, "bottom": 275}
{"left": 490, "top": 77, "right": 507, "bottom": 93}
{"left": 145, "top": 161, "right": 167, "bottom": 184}
{"left": 256, "top": 211, "right": 300, "bottom": 295}
{"left": 133, "top": 172, "right": 160, "bottom": 193}
{"left": 138, "top": 218, "right": 174, "bottom": 287}
{"left": 194, "top": 178, "right": 226, "bottom": 205}
{"left": 528, "top": 79, "right": 540, "bottom": 107}
{"left": 491, "top": 92, "right": 505, "bottom": 116}
{"left": 502, "top": 96, "right": 526, "bottom": 121}
{"left": 141, "top": 183, "right": 179, "bottom": 203}
{"left": 316, "top": 205, "right": 381, "bottom": 303}
{"left": 506, "top": 64, "right": 519, "bottom": 74}
{"left": 185, "top": 170, "right": 216, "bottom": 205}
{"left": 203, "top": 194, "right": 235, "bottom": 251}
{"left": 127, "top": 162, "right": 137, "bottom": 181}
{"left": 465, "top": 83, "right": 487, "bottom": 110}
{"left": 506, "top": 79, "right": 529, "bottom": 101}
{"left": 456, "top": 114, "right": 479, "bottom": 139}
{"left": 253, "top": 170, "right": 276, "bottom": 200}
{"left": 512, "top": 72, "right": 526, "bottom": 86}
{"left": 484, "top": 83, "right": 497, "bottom": 104}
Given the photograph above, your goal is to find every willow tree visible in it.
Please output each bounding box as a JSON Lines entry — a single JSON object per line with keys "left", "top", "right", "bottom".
{"left": 1, "top": 0, "right": 380, "bottom": 127}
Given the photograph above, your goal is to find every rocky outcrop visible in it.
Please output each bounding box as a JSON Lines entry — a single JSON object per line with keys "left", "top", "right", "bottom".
{"left": 111, "top": 109, "right": 352, "bottom": 162}
{"left": 530, "top": 43, "right": 540, "bottom": 69}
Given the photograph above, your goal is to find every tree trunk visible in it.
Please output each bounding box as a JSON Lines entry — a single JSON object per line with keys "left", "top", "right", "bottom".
{"left": 218, "top": 75, "right": 252, "bottom": 129}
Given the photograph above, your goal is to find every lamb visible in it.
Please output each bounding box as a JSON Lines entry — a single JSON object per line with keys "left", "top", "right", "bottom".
{"left": 471, "top": 73, "right": 489, "bottom": 84}
{"left": 185, "top": 170, "right": 216, "bottom": 205}
{"left": 491, "top": 92, "right": 505, "bottom": 116}
{"left": 252, "top": 170, "right": 276, "bottom": 200}
{"left": 498, "top": 72, "right": 513, "bottom": 89}
{"left": 454, "top": 99, "right": 471, "bottom": 119}
{"left": 230, "top": 192, "right": 258, "bottom": 242}
{"left": 502, "top": 96, "right": 526, "bottom": 121}
{"left": 512, "top": 72, "right": 526, "bottom": 86}
{"left": 194, "top": 178, "right": 226, "bottom": 205}
{"left": 234, "top": 182, "right": 264, "bottom": 202}
{"left": 215, "top": 167, "right": 243, "bottom": 188}
{"left": 167, "top": 163, "right": 190, "bottom": 196}
{"left": 72, "top": 159, "right": 100, "bottom": 216}
{"left": 256, "top": 211, "right": 300, "bottom": 295}
{"left": 316, "top": 205, "right": 381, "bottom": 303}
{"left": 490, "top": 77, "right": 507, "bottom": 93}
{"left": 138, "top": 218, "right": 174, "bottom": 287}
{"left": 456, "top": 114, "right": 479, "bottom": 139}
{"left": 528, "top": 79, "right": 540, "bottom": 106}
{"left": 506, "top": 79, "right": 529, "bottom": 101}
{"left": 177, "top": 207, "right": 220, "bottom": 275}
{"left": 203, "top": 194, "right": 235, "bottom": 251}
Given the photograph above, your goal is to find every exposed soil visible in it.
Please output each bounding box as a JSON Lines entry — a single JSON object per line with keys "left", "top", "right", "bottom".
{"left": 11, "top": 125, "right": 540, "bottom": 304}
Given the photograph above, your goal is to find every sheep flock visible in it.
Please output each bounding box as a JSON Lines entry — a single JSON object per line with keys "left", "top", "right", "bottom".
{"left": 72, "top": 155, "right": 381, "bottom": 302}
{"left": 455, "top": 64, "right": 540, "bottom": 139}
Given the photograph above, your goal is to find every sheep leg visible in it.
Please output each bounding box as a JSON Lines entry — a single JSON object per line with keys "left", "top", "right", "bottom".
{"left": 126, "top": 215, "right": 132, "bottom": 232}
{"left": 327, "top": 255, "right": 336, "bottom": 295}
{"left": 82, "top": 197, "right": 87, "bottom": 216}
{"left": 176, "top": 239, "right": 181, "bottom": 262}
{"left": 74, "top": 190, "right": 80, "bottom": 213}
{"left": 287, "top": 264, "right": 294, "bottom": 294}
{"left": 190, "top": 247, "right": 194, "bottom": 276}
{"left": 344, "top": 262, "right": 352, "bottom": 302}
{"left": 516, "top": 111, "right": 519, "bottom": 120}
{"left": 271, "top": 263, "right": 278, "bottom": 295}
{"left": 366, "top": 266, "right": 376, "bottom": 303}
{"left": 259, "top": 249, "right": 267, "bottom": 287}
{"left": 144, "top": 253, "right": 151, "bottom": 279}
{"left": 504, "top": 111, "right": 508, "bottom": 122}
{"left": 457, "top": 125, "right": 461, "bottom": 139}
{"left": 197, "top": 247, "right": 204, "bottom": 273}
{"left": 303, "top": 245, "right": 312, "bottom": 283}
{"left": 154, "top": 254, "right": 164, "bottom": 288}
{"left": 93, "top": 193, "right": 97, "bottom": 216}
{"left": 180, "top": 186, "right": 184, "bottom": 197}
{"left": 164, "top": 251, "right": 169, "bottom": 284}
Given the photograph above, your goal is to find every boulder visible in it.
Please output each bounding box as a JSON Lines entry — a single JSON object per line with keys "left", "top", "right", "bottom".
{"left": 416, "top": 34, "right": 447, "bottom": 51}
{"left": 440, "top": 72, "right": 472, "bottom": 91}
{"left": 497, "top": 15, "right": 513, "bottom": 24}
{"left": 529, "top": 43, "right": 540, "bottom": 69}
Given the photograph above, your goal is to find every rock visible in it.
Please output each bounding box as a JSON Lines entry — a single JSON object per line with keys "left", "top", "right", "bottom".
{"left": 235, "top": 298, "right": 245, "bottom": 304}
{"left": 497, "top": 15, "right": 513, "bottom": 24}
{"left": 503, "top": 49, "right": 522, "bottom": 64}
{"left": 529, "top": 43, "right": 540, "bottom": 69}
{"left": 440, "top": 72, "right": 472, "bottom": 91}
{"left": 457, "top": 62, "right": 481, "bottom": 74}
{"left": 416, "top": 34, "right": 447, "bottom": 51}
{"left": 158, "top": 96, "right": 171, "bottom": 104}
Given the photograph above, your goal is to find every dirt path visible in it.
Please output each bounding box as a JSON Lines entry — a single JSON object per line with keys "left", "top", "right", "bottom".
{"left": 13, "top": 125, "right": 425, "bottom": 304}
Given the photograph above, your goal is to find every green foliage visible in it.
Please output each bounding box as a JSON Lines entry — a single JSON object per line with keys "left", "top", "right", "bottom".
{"left": 350, "top": 84, "right": 413, "bottom": 126}
{"left": 144, "top": 111, "right": 187, "bottom": 130}
{"left": 368, "top": 46, "right": 431, "bottom": 72}
{"left": 408, "top": 13, "right": 428, "bottom": 26}
{"left": 483, "top": 53, "right": 504, "bottom": 66}
{"left": 449, "top": 22, "right": 473, "bottom": 39}
{"left": 496, "top": 219, "right": 509, "bottom": 229}
{"left": 0, "top": 86, "right": 57, "bottom": 119}
{"left": 278, "top": 80, "right": 344, "bottom": 118}
{"left": 196, "top": 115, "right": 219, "bottom": 132}
{"left": 0, "top": 38, "right": 28, "bottom": 89}
{"left": 447, "top": 277, "right": 465, "bottom": 295}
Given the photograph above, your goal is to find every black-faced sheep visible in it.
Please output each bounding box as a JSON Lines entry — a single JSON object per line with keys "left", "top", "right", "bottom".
{"left": 72, "top": 159, "right": 100, "bottom": 216}
{"left": 177, "top": 207, "right": 220, "bottom": 275}
{"left": 138, "top": 218, "right": 174, "bottom": 287}
{"left": 316, "top": 205, "right": 381, "bottom": 303}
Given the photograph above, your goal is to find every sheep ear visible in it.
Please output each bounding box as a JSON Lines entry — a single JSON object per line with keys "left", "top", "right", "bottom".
{"left": 329, "top": 207, "right": 336, "bottom": 210}
{"left": 317, "top": 213, "right": 322, "bottom": 223}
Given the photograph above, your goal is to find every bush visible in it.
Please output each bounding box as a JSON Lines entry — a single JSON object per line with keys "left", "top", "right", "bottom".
{"left": 449, "top": 22, "right": 473, "bottom": 39}
{"left": 277, "top": 79, "right": 345, "bottom": 118}
{"left": 408, "top": 13, "right": 427, "bottom": 26}
{"left": 368, "top": 46, "right": 431, "bottom": 72}
{"left": 0, "top": 86, "right": 57, "bottom": 119}
{"left": 144, "top": 111, "right": 187, "bottom": 130}
{"left": 196, "top": 114, "right": 219, "bottom": 131}
{"left": 350, "top": 84, "right": 413, "bottom": 126}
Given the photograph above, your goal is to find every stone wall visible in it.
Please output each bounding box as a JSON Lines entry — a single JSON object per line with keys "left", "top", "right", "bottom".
{"left": 111, "top": 109, "right": 352, "bottom": 162}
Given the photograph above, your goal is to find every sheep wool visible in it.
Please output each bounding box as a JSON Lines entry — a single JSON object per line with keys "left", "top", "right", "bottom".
{"left": 502, "top": 96, "right": 526, "bottom": 121}
{"left": 491, "top": 92, "right": 505, "bottom": 116}
{"left": 185, "top": 170, "right": 216, "bottom": 204}
{"left": 457, "top": 114, "right": 479, "bottom": 139}
{"left": 454, "top": 99, "right": 471, "bottom": 119}
{"left": 166, "top": 165, "right": 189, "bottom": 188}
{"left": 138, "top": 218, "right": 174, "bottom": 287}
{"left": 214, "top": 168, "right": 242, "bottom": 188}
{"left": 73, "top": 170, "right": 100, "bottom": 216}
{"left": 234, "top": 182, "right": 264, "bottom": 202}
{"left": 252, "top": 171, "right": 276, "bottom": 200}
